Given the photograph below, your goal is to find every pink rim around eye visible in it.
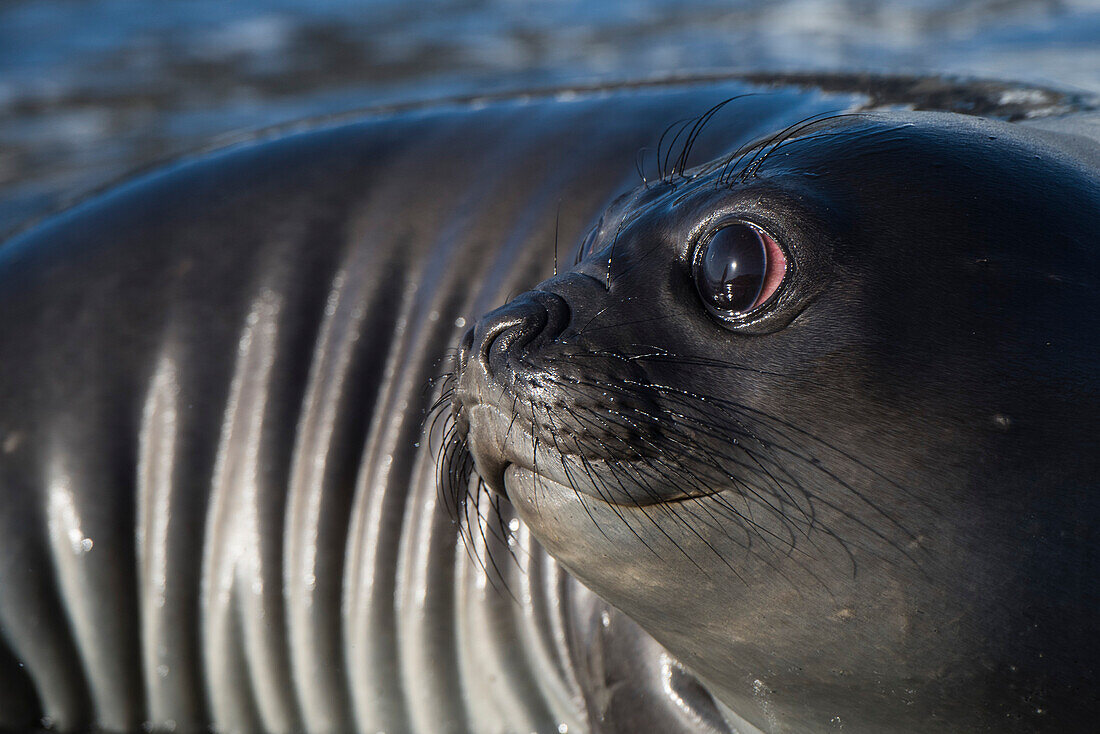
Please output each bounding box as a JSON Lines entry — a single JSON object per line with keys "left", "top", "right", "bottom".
{"left": 755, "top": 229, "right": 787, "bottom": 307}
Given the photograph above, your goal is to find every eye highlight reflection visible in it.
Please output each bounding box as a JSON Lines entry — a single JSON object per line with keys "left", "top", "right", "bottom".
{"left": 694, "top": 221, "right": 787, "bottom": 317}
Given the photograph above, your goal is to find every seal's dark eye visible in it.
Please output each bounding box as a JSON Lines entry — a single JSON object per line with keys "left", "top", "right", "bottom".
{"left": 694, "top": 222, "right": 787, "bottom": 316}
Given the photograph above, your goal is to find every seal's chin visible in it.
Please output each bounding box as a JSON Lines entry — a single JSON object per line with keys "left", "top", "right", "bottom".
{"left": 503, "top": 463, "right": 564, "bottom": 505}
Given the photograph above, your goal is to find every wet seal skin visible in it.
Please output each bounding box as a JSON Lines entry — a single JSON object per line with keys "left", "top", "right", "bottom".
{"left": 452, "top": 110, "right": 1100, "bottom": 733}
{"left": 0, "top": 75, "right": 1097, "bottom": 734}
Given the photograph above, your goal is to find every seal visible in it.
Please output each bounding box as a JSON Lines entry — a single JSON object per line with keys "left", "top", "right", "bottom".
{"left": 451, "top": 109, "right": 1100, "bottom": 733}
{"left": 0, "top": 75, "right": 1095, "bottom": 734}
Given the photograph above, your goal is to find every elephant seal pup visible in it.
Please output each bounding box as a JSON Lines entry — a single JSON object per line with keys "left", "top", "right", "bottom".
{"left": 453, "top": 110, "right": 1100, "bottom": 733}
{"left": 0, "top": 76, "right": 879, "bottom": 734}
{"left": 0, "top": 74, "right": 1094, "bottom": 734}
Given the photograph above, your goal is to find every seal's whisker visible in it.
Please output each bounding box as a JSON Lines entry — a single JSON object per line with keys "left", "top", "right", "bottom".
{"left": 553, "top": 200, "right": 561, "bottom": 277}
{"left": 716, "top": 110, "right": 846, "bottom": 187}
{"left": 467, "top": 479, "right": 521, "bottom": 602}
{"left": 505, "top": 392, "right": 522, "bottom": 442}
{"left": 646, "top": 435, "right": 810, "bottom": 551}
{"left": 438, "top": 425, "right": 528, "bottom": 589}
{"left": 605, "top": 215, "right": 629, "bottom": 290}
{"left": 534, "top": 399, "right": 612, "bottom": 542}
{"left": 634, "top": 146, "right": 650, "bottom": 188}
{"left": 551, "top": 377, "right": 796, "bottom": 513}
{"left": 624, "top": 461, "right": 745, "bottom": 576}
{"left": 528, "top": 399, "right": 543, "bottom": 515}
{"left": 426, "top": 392, "right": 459, "bottom": 453}
{"left": 670, "top": 495, "right": 815, "bottom": 590}
{"left": 573, "top": 305, "right": 615, "bottom": 339}
{"left": 553, "top": 387, "right": 812, "bottom": 562}
{"left": 543, "top": 373, "right": 918, "bottom": 568}
{"left": 561, "top": 406, "right": 691, "bottom": 560}
{"left": 642, "top": 383, "right": 920, "bottom": 548}
{"left": 438, "top": 427, "right": 530, "bottom": 590}
{"left": 715, "top": 136, "right": 769, "bottom": 190}
{"left": 557, "top": 350, "right": 818, "bottom": 384}
{"left": 437, "top": 421, "right": 465, "bottom": 518}
{"left": 426, "top": 386, "right": 455, "bottom": 417}
{"left": 630, "top": 439, "right": 810, "bottom": 562}
{"left": 541, "top": 402, "right": 647, "bottom": 549}
{"left": 452, "top": 461, "right": 494, "bottom": 576}
{"left": 558, "top": 376, "right": 831, "bottom": 576}
{"left": 545, "top": 402, "right": 655, "bottom": 550}
{"left": 655, "top": 115, "right": 694, "bottom": 181}
{"left": 673, "top": 95, "right": 756, "bottom": 178}
{"left": 577, "top": 449, "right": 673, "bottom": 562}
{"left": 488, "top": 490, "right": 524, "bottom": 568}
{"left": 572, "top": 314, "right": 677, "bottom": 335}
{"left": 731, "top": 112, "right": 837, "bottom": 184}
{"left": 609, "top": 449, "right": 813, "bottom": 588}
{"left": 660, "top": 403, "right": 922, "bottom": 568}
{"left": 599, "top": 371, "right": 920, "bottom": 505}
{"left": 738, "top": 112, "right": 865, "bottom": 182}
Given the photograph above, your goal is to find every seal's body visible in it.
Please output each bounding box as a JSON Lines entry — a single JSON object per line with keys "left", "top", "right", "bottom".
{"left": 0, "top": 76, "right": 1096, "bottom": 733}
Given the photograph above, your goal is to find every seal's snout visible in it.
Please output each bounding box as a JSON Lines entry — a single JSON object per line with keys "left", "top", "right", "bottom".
{"left": 451, "top": 289, "right": 569, "bottom": 445}
{"left": 472, "top": 290, "right": 570, "bottom": 378}
{"left": 450, "top": 290, "right": 572, "bottom": 498}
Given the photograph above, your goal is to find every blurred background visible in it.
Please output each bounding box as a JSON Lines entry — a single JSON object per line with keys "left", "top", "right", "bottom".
{"left": 2, "top": 0, "right": 1099, "bottom": 235}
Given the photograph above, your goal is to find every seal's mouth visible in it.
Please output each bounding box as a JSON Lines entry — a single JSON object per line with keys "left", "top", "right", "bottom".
{"left": 503, "top": 463, "right": 716, "bottom": 509}
{"left": 450, "top": 320, "right": 724, "bottom": 508}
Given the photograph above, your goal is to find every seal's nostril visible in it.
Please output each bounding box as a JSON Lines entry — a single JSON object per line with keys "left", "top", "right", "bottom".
{"left": 472, "top": 290, "right": 569, "bottom": 377}
{"left": 476, "top": 311, "right": 540, "bottom": 373}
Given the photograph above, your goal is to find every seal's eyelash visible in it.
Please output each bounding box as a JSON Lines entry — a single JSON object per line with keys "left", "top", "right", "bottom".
{"left": 716, "top": 111, "right": 860, "bottom": 188}
{"left": 575, "top": 107, "right": 859, "bottom": 286}
{"left": 645, "top": 98, "right": 850, "bottom": 189}
{"left": 572, "top": 218, "right": 601, "bottom": 266}
{"left": 652, "top": 95, "right": 756, "bottom": 184}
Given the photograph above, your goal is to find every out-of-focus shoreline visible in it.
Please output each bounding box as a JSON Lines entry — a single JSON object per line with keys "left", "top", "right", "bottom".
{"left": 3, "top": 0, "right": 1100, "bottom": 235}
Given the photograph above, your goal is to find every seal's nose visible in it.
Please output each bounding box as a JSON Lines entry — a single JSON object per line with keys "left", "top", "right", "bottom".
{"left": 472, "top": 290, "right": 569, "bottom": 378}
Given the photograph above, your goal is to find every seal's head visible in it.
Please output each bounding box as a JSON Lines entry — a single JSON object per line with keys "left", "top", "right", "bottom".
{"left": 450, "top": 111, "right": 1100, "bottom": 732}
